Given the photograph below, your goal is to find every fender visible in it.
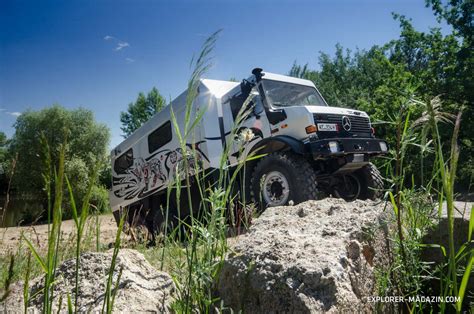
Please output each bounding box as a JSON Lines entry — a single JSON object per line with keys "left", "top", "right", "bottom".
{"left": 250, "top": 135, "right": 305, "bottom": 155}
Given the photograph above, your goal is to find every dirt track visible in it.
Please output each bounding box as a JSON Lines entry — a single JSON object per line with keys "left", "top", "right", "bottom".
{"left": 0, "top": 214, "right": 118, "bottom": 255}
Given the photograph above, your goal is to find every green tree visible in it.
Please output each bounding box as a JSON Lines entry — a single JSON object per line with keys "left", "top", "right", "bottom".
{"left": 290, "top": 0, "right": 473, "bottom": 186}
{"left": 9, "top": 105, "right": 110, "bottom": 218}
{"left": 120, "top": 87, "right": 166, "bottom": 137}
{"left": 0, "top": 131, "right": 9, "bottom": 189}
{"left": 387, "top": 3, "right": 473, "bottom": 185}
{"left": 0, "top": 131, "right": 7, "bottom": 166}
{"left": 0, "top": 131, "right": 6, "bottom": 147}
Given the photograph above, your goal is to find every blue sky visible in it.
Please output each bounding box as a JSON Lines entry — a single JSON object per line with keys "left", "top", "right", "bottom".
{"left": 0, "top": 0, "right": 447, "bottom": 148}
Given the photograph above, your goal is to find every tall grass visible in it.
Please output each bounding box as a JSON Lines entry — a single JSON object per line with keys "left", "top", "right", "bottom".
{"left": 154, "top": 30, "right": 262, "bottom": 312}
{"left": 387, "top": 100, "right": 414, "bottom": 266}
{"left": 66, "top": 166, "right": 98, "bottom": 310}
{"left": 421, "top": 98, "right": 472, "bottom": 312}
{"left": 102, "top": 212, "right": 126, "bottom": 314}
{"left": 19, "top": 135, "right": 125, "bottom": 313}
{"left": 21, "top": 135, "right": 66, "bottom": 313}
{"left": 381, "top": 96, "right": 473, "bottom": 312}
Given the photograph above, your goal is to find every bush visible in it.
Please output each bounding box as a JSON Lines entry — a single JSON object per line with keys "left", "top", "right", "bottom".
{"left": 6, "top": 105, "right": 110, "bottom": 212}
{"left": 90, "top": 185, "right": 110, "bottom": 214}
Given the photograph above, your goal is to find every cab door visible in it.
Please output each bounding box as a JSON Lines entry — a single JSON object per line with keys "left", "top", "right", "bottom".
{"left": 223, "top": 92, "right": 271, "bottom": 166}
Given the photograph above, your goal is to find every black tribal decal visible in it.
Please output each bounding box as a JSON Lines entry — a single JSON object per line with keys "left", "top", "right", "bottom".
{"left": 113, "top": 144, "right": 208, "bottom": 201}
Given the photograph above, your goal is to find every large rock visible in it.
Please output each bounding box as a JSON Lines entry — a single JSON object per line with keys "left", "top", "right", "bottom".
{"left": 3, "top": 249, "right": 175, "bottom": 313}
{"left": 422, "top": 201, "right": 473, "bottom": 264}
{"left": 218, "top": 198, "right": 391, "bottom": 313}
{"left": 421, "top": 201, "right": 473, "bottom": 296}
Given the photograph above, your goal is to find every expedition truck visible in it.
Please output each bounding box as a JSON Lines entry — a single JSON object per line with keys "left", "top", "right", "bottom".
{"left": 110, "top": 68, "right": 388, "bottom": 232}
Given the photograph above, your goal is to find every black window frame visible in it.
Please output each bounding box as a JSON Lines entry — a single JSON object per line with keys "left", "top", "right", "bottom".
{"left": 148, "top": 121, "right": 172, "bottom": 154}
{"left": 114, "top": 148, "right": 134, "bottom": 174}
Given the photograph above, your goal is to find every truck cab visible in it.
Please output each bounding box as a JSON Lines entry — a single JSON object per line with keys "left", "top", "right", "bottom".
{"left": 222, "top": 69, "right": 387, "bottom": 207}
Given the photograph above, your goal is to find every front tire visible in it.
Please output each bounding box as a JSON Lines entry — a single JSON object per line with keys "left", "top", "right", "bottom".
{"left": 250, "top": 152, "right": 318, "bottom": 209}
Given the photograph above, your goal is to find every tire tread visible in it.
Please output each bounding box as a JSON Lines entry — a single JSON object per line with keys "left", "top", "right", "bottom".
{"left": 250, "top": 152, "right": 318, "bottom": 207}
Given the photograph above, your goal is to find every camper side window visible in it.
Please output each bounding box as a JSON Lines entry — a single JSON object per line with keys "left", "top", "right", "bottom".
{"left": 114, "top": 149, "right": 133, "bottom": 174}
{"left": 148, "top": 121, "right": 172, "bottom": 153}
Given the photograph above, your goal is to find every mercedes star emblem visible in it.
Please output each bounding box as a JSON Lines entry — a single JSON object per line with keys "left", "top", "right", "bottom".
{"left": 342, "top": 116, "right": 351, "bottom": 131}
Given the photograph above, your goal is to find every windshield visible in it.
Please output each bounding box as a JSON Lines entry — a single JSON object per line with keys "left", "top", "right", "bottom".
{"left": 262, "top": 79, "right": 327, "bottom": 107}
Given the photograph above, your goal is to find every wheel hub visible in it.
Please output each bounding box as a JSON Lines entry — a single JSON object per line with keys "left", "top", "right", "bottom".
{"left": 263, "top": 171, "right": 290, "bottom": 206}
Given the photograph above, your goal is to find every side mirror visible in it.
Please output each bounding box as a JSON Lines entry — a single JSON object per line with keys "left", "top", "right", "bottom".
{"left": 267, "top": 108, "right": 287, "bottom": 125}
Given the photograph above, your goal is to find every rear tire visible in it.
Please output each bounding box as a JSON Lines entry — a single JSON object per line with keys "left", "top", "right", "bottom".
{"left": 356, "top": 162, "right": 384, "bottom": 200}
{"left": 332, "top": 162, "right": 383, "bottom": 201}
{"left": 250, "top": 152, "right": 318, "bottom": 209}
{"left": 333, "top": 174, "right": 361, "bottom": 201}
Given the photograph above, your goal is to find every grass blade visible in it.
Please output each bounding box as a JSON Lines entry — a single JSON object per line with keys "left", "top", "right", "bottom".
{"left": 67, "top": 292, "right": 73, "bottom": 314}
{"left": 22, "top": 235, "right": 46, "bottom": 272}
{"left": 0, "top": 254, "right": 15, "bottom": 303}
{"left": 456, "top": 253, "right": 473, "bottom": 312}
{"left": 419, "top": 243, "right": 446, "bottom": 257}
{"left": 110, "top": 266, "right": 123, "bottom": 312}
{"left": 102, "top": 210, "right": 126, "bottom": 314}
{"left": 389, "top": 191, "right": 399, "bottom": 216}
{"left": 66, "top": 176, "right": 79, "bottom": 227}
{"left": 23, "top": 253, "right": 31, "bottom": 314}
{"left": 468, "top": 204, "right": 473, "bottom": 242}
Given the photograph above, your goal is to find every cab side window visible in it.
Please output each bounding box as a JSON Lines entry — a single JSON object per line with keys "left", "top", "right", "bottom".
{"left": 229, "top": 95, "right": 262, "bottom": 120}
{"left": 229, "top": 94, "right": 246, "bottom": 120}
{"left": 148, "top": 121, "right": 172, "bottom": 153}
{"left": 114, "top": 148, "right": 133, "bottom": 174}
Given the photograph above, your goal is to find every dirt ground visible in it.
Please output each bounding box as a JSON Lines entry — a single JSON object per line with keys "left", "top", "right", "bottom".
{"left": 0, "top": 214, "right": 118, "bottom": 255}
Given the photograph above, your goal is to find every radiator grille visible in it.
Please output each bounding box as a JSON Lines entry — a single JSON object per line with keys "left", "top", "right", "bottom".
{"left": 314, "top": 113, "right": 371, "bottom": 135}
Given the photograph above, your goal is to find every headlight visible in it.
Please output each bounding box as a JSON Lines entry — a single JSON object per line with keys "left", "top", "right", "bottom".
{"left": 379, "top": 141, "right": 387, "bottom": 152}
{"left": 328, "top": 141, "right": 339, "bottom": 153}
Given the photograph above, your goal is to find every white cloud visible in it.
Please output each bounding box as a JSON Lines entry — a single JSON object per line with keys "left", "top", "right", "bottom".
{"left": 1, "top": 111, "right": 21, "bottom": 117}
{"left": 103, "top": 35, "right": 131, "bottom": 57}
{"left": 125, "top": 58, "right": 135, "bottom": 63}
{"left": 115, "top": 41, "right": 130, "bottom": 51}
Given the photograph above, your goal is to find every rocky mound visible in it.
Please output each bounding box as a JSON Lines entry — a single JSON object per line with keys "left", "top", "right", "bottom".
{"left": 421, "top": 201, "right": 473, "bottom": 296}
{"left": 3, "top": 249, "right": 175, "bottom": 313}
{"left": 218, "top": 198, "right": 391, "bottom": 313}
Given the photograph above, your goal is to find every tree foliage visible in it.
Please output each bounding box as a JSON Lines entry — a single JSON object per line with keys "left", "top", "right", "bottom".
{"left": 0, "top": 131, "right": 8, "bottom": 188}
{"left": 0, "top": 131, "right": 7, "bottom": 165}
{"left": 120, "top": 87, "right": 166, "bottom": 137}
{"left": 8, "top": 105, "right": 111, "bottom": 218}
{"left": 290, "top": 0, "right": 473, "bottom": 185}
{"left": 0, "top": 132, "right": 6, "bottom": 147}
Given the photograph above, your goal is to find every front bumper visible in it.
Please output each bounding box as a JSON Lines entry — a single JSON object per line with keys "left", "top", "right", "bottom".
{"left": 305, "top": 137, "right": 388, "bottom": 159}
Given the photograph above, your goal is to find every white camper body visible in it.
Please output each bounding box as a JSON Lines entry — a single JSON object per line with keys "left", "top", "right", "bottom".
{"left": 110, "top": 79, "right": 237, "bottom": 213}
{"left": 110, "top": 70, "right": 388, "bottom": 227}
